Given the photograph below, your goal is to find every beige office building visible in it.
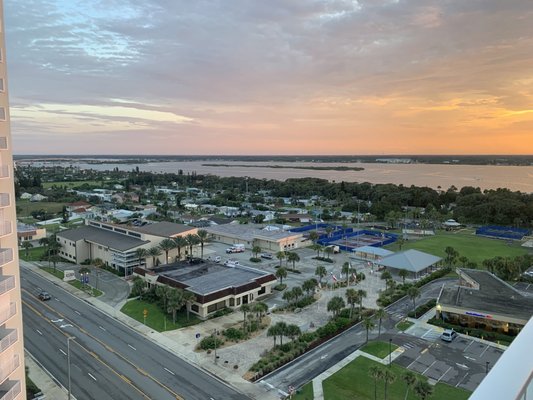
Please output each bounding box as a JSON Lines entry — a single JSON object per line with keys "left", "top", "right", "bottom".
{"left": 0, "top": 1, "right": 26, "bottom": 398}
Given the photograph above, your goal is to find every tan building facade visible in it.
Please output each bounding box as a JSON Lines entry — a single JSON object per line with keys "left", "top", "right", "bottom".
{"left": 0, "top": 2, "right": 26, "bottom": 397}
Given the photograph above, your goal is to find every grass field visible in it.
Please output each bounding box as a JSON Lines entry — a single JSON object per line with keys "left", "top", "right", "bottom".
{"left": 293, "top": 382, "right": 314, "bottom": 400}
{"left": 42, "top": 180, "right": 104, "bottom": 189}
{"left": 386, "top": 230, "right": 529, "bottom": 264}
{"left": 121, "top": 299, "right": 200, "bottom": 332}
{"left": 360, "top": 341, "right": 398, "bottom": 359}
{"left": 322, "top": 356, "right": 470, "bottom": 400}
{"left": 19, "top": 247, "right": 47, "bottom": 262}
{"left": 396, "top": 321, "right": 414, "bottom": 332}
{"left": 40, "top": 267, "right": 102, "bottom": 296}
{"left": 17, "top": 200, "right": 65, "bottom": 217}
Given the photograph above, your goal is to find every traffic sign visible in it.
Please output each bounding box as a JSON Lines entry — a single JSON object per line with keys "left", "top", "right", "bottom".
{"left": 143, "top": 309, "right": 148, "bottom": 317}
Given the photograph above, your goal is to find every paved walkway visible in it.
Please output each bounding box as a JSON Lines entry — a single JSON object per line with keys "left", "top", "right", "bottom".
{"left": 26, "top": 352, "right": 74, "bottom": 400}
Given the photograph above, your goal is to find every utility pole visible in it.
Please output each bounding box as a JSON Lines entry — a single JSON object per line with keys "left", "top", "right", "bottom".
{"left": 67, "top": 336, "right": 76, "bottom": 400}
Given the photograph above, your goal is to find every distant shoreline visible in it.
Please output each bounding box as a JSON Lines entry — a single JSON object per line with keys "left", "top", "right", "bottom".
{"left": 202, "top": 163, "right": 365, "bottom": 172}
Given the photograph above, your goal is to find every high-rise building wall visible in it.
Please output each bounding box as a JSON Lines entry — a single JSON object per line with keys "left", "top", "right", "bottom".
{"left": 0, "top": 1, "right": 26, "bottom": 398}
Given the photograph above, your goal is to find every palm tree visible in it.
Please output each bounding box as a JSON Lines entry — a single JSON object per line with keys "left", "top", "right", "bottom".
{"left": 381, "top": 270, "right": 393, "bottom": 290}
{"left": 285, "top": 324, "right": 301, "bottom": 341}
{"left": 148, "top": 247, "right": 162, "bottom": 268}
{"left": 167, "top": 288, "right": 184, "bottom": 324}
{"left": 158, "top": 238, "right": 176, "bottom": 264}
{"left": 414, "top": 379, "right": 434, "bottom": 400}
{"left": 327, "top": 296, "right": 345, "bottom": 318}
{"left": 324, "top": 246, "right": 333, "bottom": 261}
{"left": 185, "top": 234, "right": 199, "bottom": 258}
{"left": 282, "top": 289, "right": 294, "bottom": 305}
{"left": 383, "top": 368, "right": 396, "bottom": 400}
{"left": 444, "top": 246, "right": 458, "bottom": 266}
{"left": 174, "top": 236, "right": 187, "bottom": 261}
{"left": 196, "top": 229, "right": 209, "bottom": 259}
{"left": 302, "top": 279, "right": 317, "bottom": 297}
{"left": 459, "top": 256, "right": 469, "bottom": 268}
{"left": 287, "top": 252, "right": 300, "bottom": 270}
{"left": 267, "top": 325, "right": 280, "bottom": 348}
{"left": 308, "top": 231, "right": 319, "bottom": 244}
{"left": 399, "top": 269, "right": 408, "bottom": 284}
{"left": 315, "top": 265, "right": 327, "bottom": 285}
{"left": 407, "top": 286, "right": 421, "bottom": 317}
{"left": 156, "top": 285, "right": 170, "bottom": 311}
{"left": 276, "top": 251, "right": 286, "bottom": 267}
{"left": 363, "top": 317, "right": 375, "bottom": 343}
{"left": 357, "top": 289, "right": 367, "bottom": 314}
{"left": 182, "top": 290, "right": 196, "bottom": 320}
{"left": 93, "top": 258, "right": 104, "bottom": 291}
{"left": 375, "top": 308, "right": 387, "bottom": 337}
{"left": 252, "top": 302, "right": 268, "bottom": 324}
{"left": 21, "top": 241, "right": 33, "bottom": 257}
{"left": 252, "top": 245, "right": 262, "bottom": 259}
{"left": 131, "top": 276, "right": 145, "bottom": 299}
{"left": 135, "top": 248, "right": 148, "bottom": 270}
{"left": 48, "top": 240, "right": 61, "bottom": 271}
{"left": 402, "top": 371, "right": 417, "bottom": 400}
{"left": 240, "top": 304, "right": 251, "bottom": 332}
{"left": 345, "top": 288, "right": 359, "bottom": 319}
{"left": 291, "top": 286, "right": 303, "bottom": 303}
{"left": 275, "top": 267, "right": 287, "bottom": 285}
{"left": 342, "top": 262, "right": 351, "bottom": 286}
{"left": 311, "top": 243, "right": 322, "bottom": 258}
{"left": 369, "top": 365, "right": 384, "bottom": 400}
{"left": 275, "top": 321, "right": 288, "bottom": 346}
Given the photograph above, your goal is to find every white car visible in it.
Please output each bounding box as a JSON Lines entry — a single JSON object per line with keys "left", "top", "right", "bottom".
{"left": 440, "top": 329, "right": 457, "bottom": 342}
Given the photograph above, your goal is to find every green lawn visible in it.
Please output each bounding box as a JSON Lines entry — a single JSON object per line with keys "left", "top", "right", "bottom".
{"left": 322, "top": 356, "right": 470, "bottom": 400}
{"left": 121, "top": 299, "right": 200, "bottom": 332}
{"left": 396, "top": 320, "right": 414, "bottom": 332}
{"left": 40, "top": 267, "right": 102, "bottom": 296}
{"left": 360, "top": 341, "right": 398, "bottom": 359}
{"left": 17, "top": 200, "right": 65, "bottom": 218}
{"left": 41, "top": 266, "right": 64, "bottom": 280}
{"left": 68, "top": 280, "right": 103, "bottom": 297}
{"left": 42, "top": 180, "right": 104, "bottom": 189}
{"left": 19, "top": 247, "right": 46, "bottom": 262}
{"left": 293, "top": 382, "right": 314, "bottom": 400}
{"left": 386, "top": 230, "right": 528, "bottom": 264}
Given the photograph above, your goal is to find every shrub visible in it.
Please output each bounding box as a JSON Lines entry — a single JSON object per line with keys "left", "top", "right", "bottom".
{"left": 224, "top": 327, "right": 245, "bottom": 341}
{"left": 428, "top": 317, "right": 516, "bottom": 344}
{"left": 408, "top": 299, "right": 437, "bottom": 318}
{"left": 312, "top": 256, "right": 334, "bottom": 263}
{"left": 274, "top": 284, "right": 287, "bottom": 291}
{"left": 299, "top": 332, "right": 317, "bottom": 343}
{"left": 199, "top": 336, "right": 224, "bottom": 350}
{"left": 279, "top": 343, "right": 293, "bottom": 352}
{"left": 249, "top": 257, "right": 261, "bottom": 263}
{"left": 209, "top": 307, "right": 233, "bottom": 319}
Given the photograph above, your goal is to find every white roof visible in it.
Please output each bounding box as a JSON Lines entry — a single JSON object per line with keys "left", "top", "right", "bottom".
{"left": 378, "top": 249, "right": 441, "bottom": 272}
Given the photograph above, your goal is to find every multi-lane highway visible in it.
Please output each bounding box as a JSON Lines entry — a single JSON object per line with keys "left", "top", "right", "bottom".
{"left": 21, "top": 266, "right": 248, "bottom": 400}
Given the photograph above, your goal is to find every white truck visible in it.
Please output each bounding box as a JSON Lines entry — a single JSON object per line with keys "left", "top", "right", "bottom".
{"left": 226, "top": 244, "right": 245, "bottom": 254}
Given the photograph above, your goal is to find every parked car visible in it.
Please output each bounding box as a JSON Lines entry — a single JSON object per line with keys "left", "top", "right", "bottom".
{"left": 224, "top": 260, "right": 240, "bottom": 267}
{"left": 38, "top": 291, "right": 51, "bottom": 301}
{"left": 260, "top": 253, "right": 273, "bottom": 259}
{"left": 440, "top": 329, "right": 457, "bottom": 342}
{"left": 213, "top": 256, "right": 221, "bottom": 263}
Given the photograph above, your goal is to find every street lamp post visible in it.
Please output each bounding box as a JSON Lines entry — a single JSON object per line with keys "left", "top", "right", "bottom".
{"left": 67, "top": 336, "right": 76, "bottom": 400}
{"left": 213, "top": 330, "right": 218, "bottom": 364}
{"left": 389, "top": 338, "right": 392, "bottom": 367}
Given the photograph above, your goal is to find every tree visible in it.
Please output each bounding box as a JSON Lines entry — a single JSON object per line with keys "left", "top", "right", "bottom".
{"left": 315, "top": 265, "right": 327, "bottom": 285}
{"left": 375, "top": 308, "right": 387, "bottom": 337}
{"left": 342, "top": 262, "right": 351, "bottom": 286}
{"left": 346, "top": 288, "right": 360, "bottom": 319}
{"left": 402, "top": 371, "right": 417, "bottom": 400}
{"left": 459, "top": 256, "right": 469, "bottom": 268}
{"left": 285, "top": 324, "right": 301, "bottom": 341}
{"left": 382, "top": 368, "right": 397, "bottom": 400}
{"left": 327, "top": 296, "right": 345, "bottom": 318}
{"left": 93, "top": 258, "right": 104, "bottom": 291}
{"left": 156, "top": 285, "right": 170, "bottom": 312}
{"left": 286, "top": 252, "right": 300, "bottom": 270}
{"left": 363, "top": 317, "right": 375, "bottom": 343}
{"left": 324, "top": 246, "right": 333, "bottom": 261}
{"left": 357, "top": 289, "right": 367, "bottom": 314}
{"left": 267, "top": 324, "right": 280, "bottom": 348}
{"left": 197, "top": 229, "right": 209, "bottom": 259}
{"left": 276, "top": 267, "right": 287, "bottom": 285}
{"left": 158, "top": 238, "right": 176, "bottom": 264}
{"left": 398, "top": 269, "right": 408, "bottom": 284}
{"left": 148, "top": 247, "right": 162, "bottom": 268}
{"left": 445, "top": 246, "right": 459, "bottom": 266}
{"left": 252, "top": 245, "right": 262, "bottom": 259}
{"left": 311, "top": 244, "right": 322, "bottom": 258}
{"left": 282, "top": 289, "right": 294, "bottom": 304}
{"left": 185, "top": 234, "right": 199, "bottom": 258}
{"left": 182, "top": 290, "right": 196, "bottom": 320}
{"left": 135, "top": 248, "right": 148, "bottom": 269}
{"left": 407, "top": 286, "right": 421, "bottom": 317}
{"left": 21, "top": 241, "right": 33, "bottom": 257}
{"left": 308, "top": 231, "right": 319, "bottom": 244}
{"left": 174, "top": 236, "right": 187, "bottom": 260}
{"left": 252, "top": 301, "right": 268, "bottom": 324}
{"left": 131, "top": 276, "right": 145, "bottom": 299}
{"left": 291, "top": 286, "right": 303, "bottom": 303}
{"left": 276, "top": 251, "right": 286, "bottom": 267}
{"left": 414, "top": 380, "right": 433, "bottom": 400}
{"left": 369, "top": 366, "right": 384, "bottom": 400}
{"left": 381, "top": 270, "right": 393, "bottom": 290}
{"left": 47, "top": 240, "right": 61, "bottom": 270}
{"left": 302, "top": 279, "right": 317, "bottom": 297}
{"left": 167, "top": 288, "right": 184, "bottom": 324}
{"left": 274, "top": 321, "right": 288, "bottom": 346}
{"left": 240, "top": 304, "right": 251, "bottom": 332}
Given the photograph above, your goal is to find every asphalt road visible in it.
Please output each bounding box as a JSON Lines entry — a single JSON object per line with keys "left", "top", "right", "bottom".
{"left": 260, "top": 279, "right": 451, "bottom": 394}
{"left": 21, "top": 266, "right": 248, "bottom": 400}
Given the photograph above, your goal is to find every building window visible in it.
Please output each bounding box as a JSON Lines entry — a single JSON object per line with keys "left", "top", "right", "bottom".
{"left": 191, "top": 304, "right": 199, "bottom": 312}
{"left": 258, "top": 287, "right": 266, "bottom": 295}
{"left": 0, "top": 79, "right": 4, "bottom": 92}
{"left": 0, "top": 107, "right": 6, "bottom": 120}
{"left": 229, "top": 298, "right": 235, "bottom": 307}
{"left": 236, "top": 297, "right": 241, "bottom": 306}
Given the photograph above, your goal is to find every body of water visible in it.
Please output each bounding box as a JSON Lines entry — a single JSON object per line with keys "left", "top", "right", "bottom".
{"left": 31, "top": 160, "right": 533, "bottom": 192}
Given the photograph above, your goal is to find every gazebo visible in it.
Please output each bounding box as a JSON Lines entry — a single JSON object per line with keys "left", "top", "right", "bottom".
{"left": 377, "top": 249, "right": 442, "bottom": 279}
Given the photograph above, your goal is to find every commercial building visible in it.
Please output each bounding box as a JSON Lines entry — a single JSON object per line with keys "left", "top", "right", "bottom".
{"left": 0, "top": 1, "right": 26, "bottom": 396}
{"left": 134, "top": 259, "right": 277, "bottom": 319}
{"left": 437, "top": 268, "right": 533, "bottom": 335}
{"left": 16, "top": 223, "right": 46, "bottom": 244}
{"left": 205, "top": 224, "right": 304, "bottom": 252}
{"left": 57, "top": 220, "right": 198, "bottom": 275}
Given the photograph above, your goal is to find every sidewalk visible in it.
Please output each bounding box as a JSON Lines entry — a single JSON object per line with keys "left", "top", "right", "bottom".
{"left": 26, "top": 352, "right": 74, "bottom": 400}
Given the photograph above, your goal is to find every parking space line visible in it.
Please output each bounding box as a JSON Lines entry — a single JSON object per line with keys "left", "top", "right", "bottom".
{"left": 479, "top": 345, "right": 490, "bottom": 357}
{"left": 463, "top": 340, "right": 474, "bottom": 352}
{"left": 422, "top": 361, "right": 436, "bottom": 375}
{"left": 407, "top": 355, "right": 421, "bottom": 369}
{"left": 456, "top": 372, "right": 469, "bottom": 387}
{"left": 437, "top": 366, "right": 452, "bottom": 383}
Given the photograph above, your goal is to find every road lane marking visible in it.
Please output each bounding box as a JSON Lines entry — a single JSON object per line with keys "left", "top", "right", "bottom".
{"left": 464, "top": 355, "right": 476, "bottom": 361}
{"left": 59, "top": 349, "right": 67, "bottom": 356}
{"left": 128, "top": 344, "right": 137, "bottom": 351}
{"left": 88, "top": 372, "right": 97, "bottom": 381}
{"left": 74, "top": 310, "right": 81, "bottom": 315}
{"left": 421, "top": 348, "right": 428, "bottom": 354}
{"left": 164, "top": 367, "right": 175, "bottom": 376}
{"left": 36, "top": 329, "right": 42, "bottom": 336}
{"left": 422, "top": 360, "right": 436, "bottom": 375}
{"left": 60, "top": 324, "right": 73, "bottom": 328}
{"left": 51, "top": 319, "right": 64, "bottom": 323}
{"left": 320, "top": 354, "right": 328, "bottom": 360}
{"left": 479, "top": 345, "right": 490, "bottom": 357}
{"left": 99, "top": 326, "right": 106, "bottom": 331}
{"left": 407, "top": 355, "right": 421, "bottom": 369}
{"left": 456, "top": 363, "right": 469, "bottom": 369}
{"left": 456, "top": 372, "right": 469, "bottom": 387}
{"left": 437, "top": 366, "right": 452, "bottom": 383}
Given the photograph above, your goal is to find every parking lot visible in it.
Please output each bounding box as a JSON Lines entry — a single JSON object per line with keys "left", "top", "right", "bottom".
{"left": 394, "top": 332, "right": 504, "bottom": 392}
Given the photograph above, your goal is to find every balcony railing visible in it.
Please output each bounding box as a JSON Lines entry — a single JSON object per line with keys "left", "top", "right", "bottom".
{"left": 0, "top": 380, "right": 21, "bottom": 400}
{"left": 0, "top": 303, "right": 15, "bottom": 326}
{"left": 0, "top": 276, "right": 14, "bottom": 297}
{"left": 0, "top": 355, "right": 19, "bottom": 384}
{"left": 0, "top": 329, "right": 17, "bottom": 354}
{"left": 0, "top": 194, "right": 9, "bottom": 208}
{"left": 0, "top": 249, "right": 13, "bottom": 267}
{"left": 0, "top": 222, "right": 11, "bottom": 237}
{"left": 0, "top": 166, "right": 8, "bottom": 179}
{"left": 0, "top": 137, "right": 6, "bottom": 150}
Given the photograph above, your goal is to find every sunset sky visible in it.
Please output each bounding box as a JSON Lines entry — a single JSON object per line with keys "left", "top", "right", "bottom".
{"left": 4, "top": 0, "right": 533, "bottom": 155}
